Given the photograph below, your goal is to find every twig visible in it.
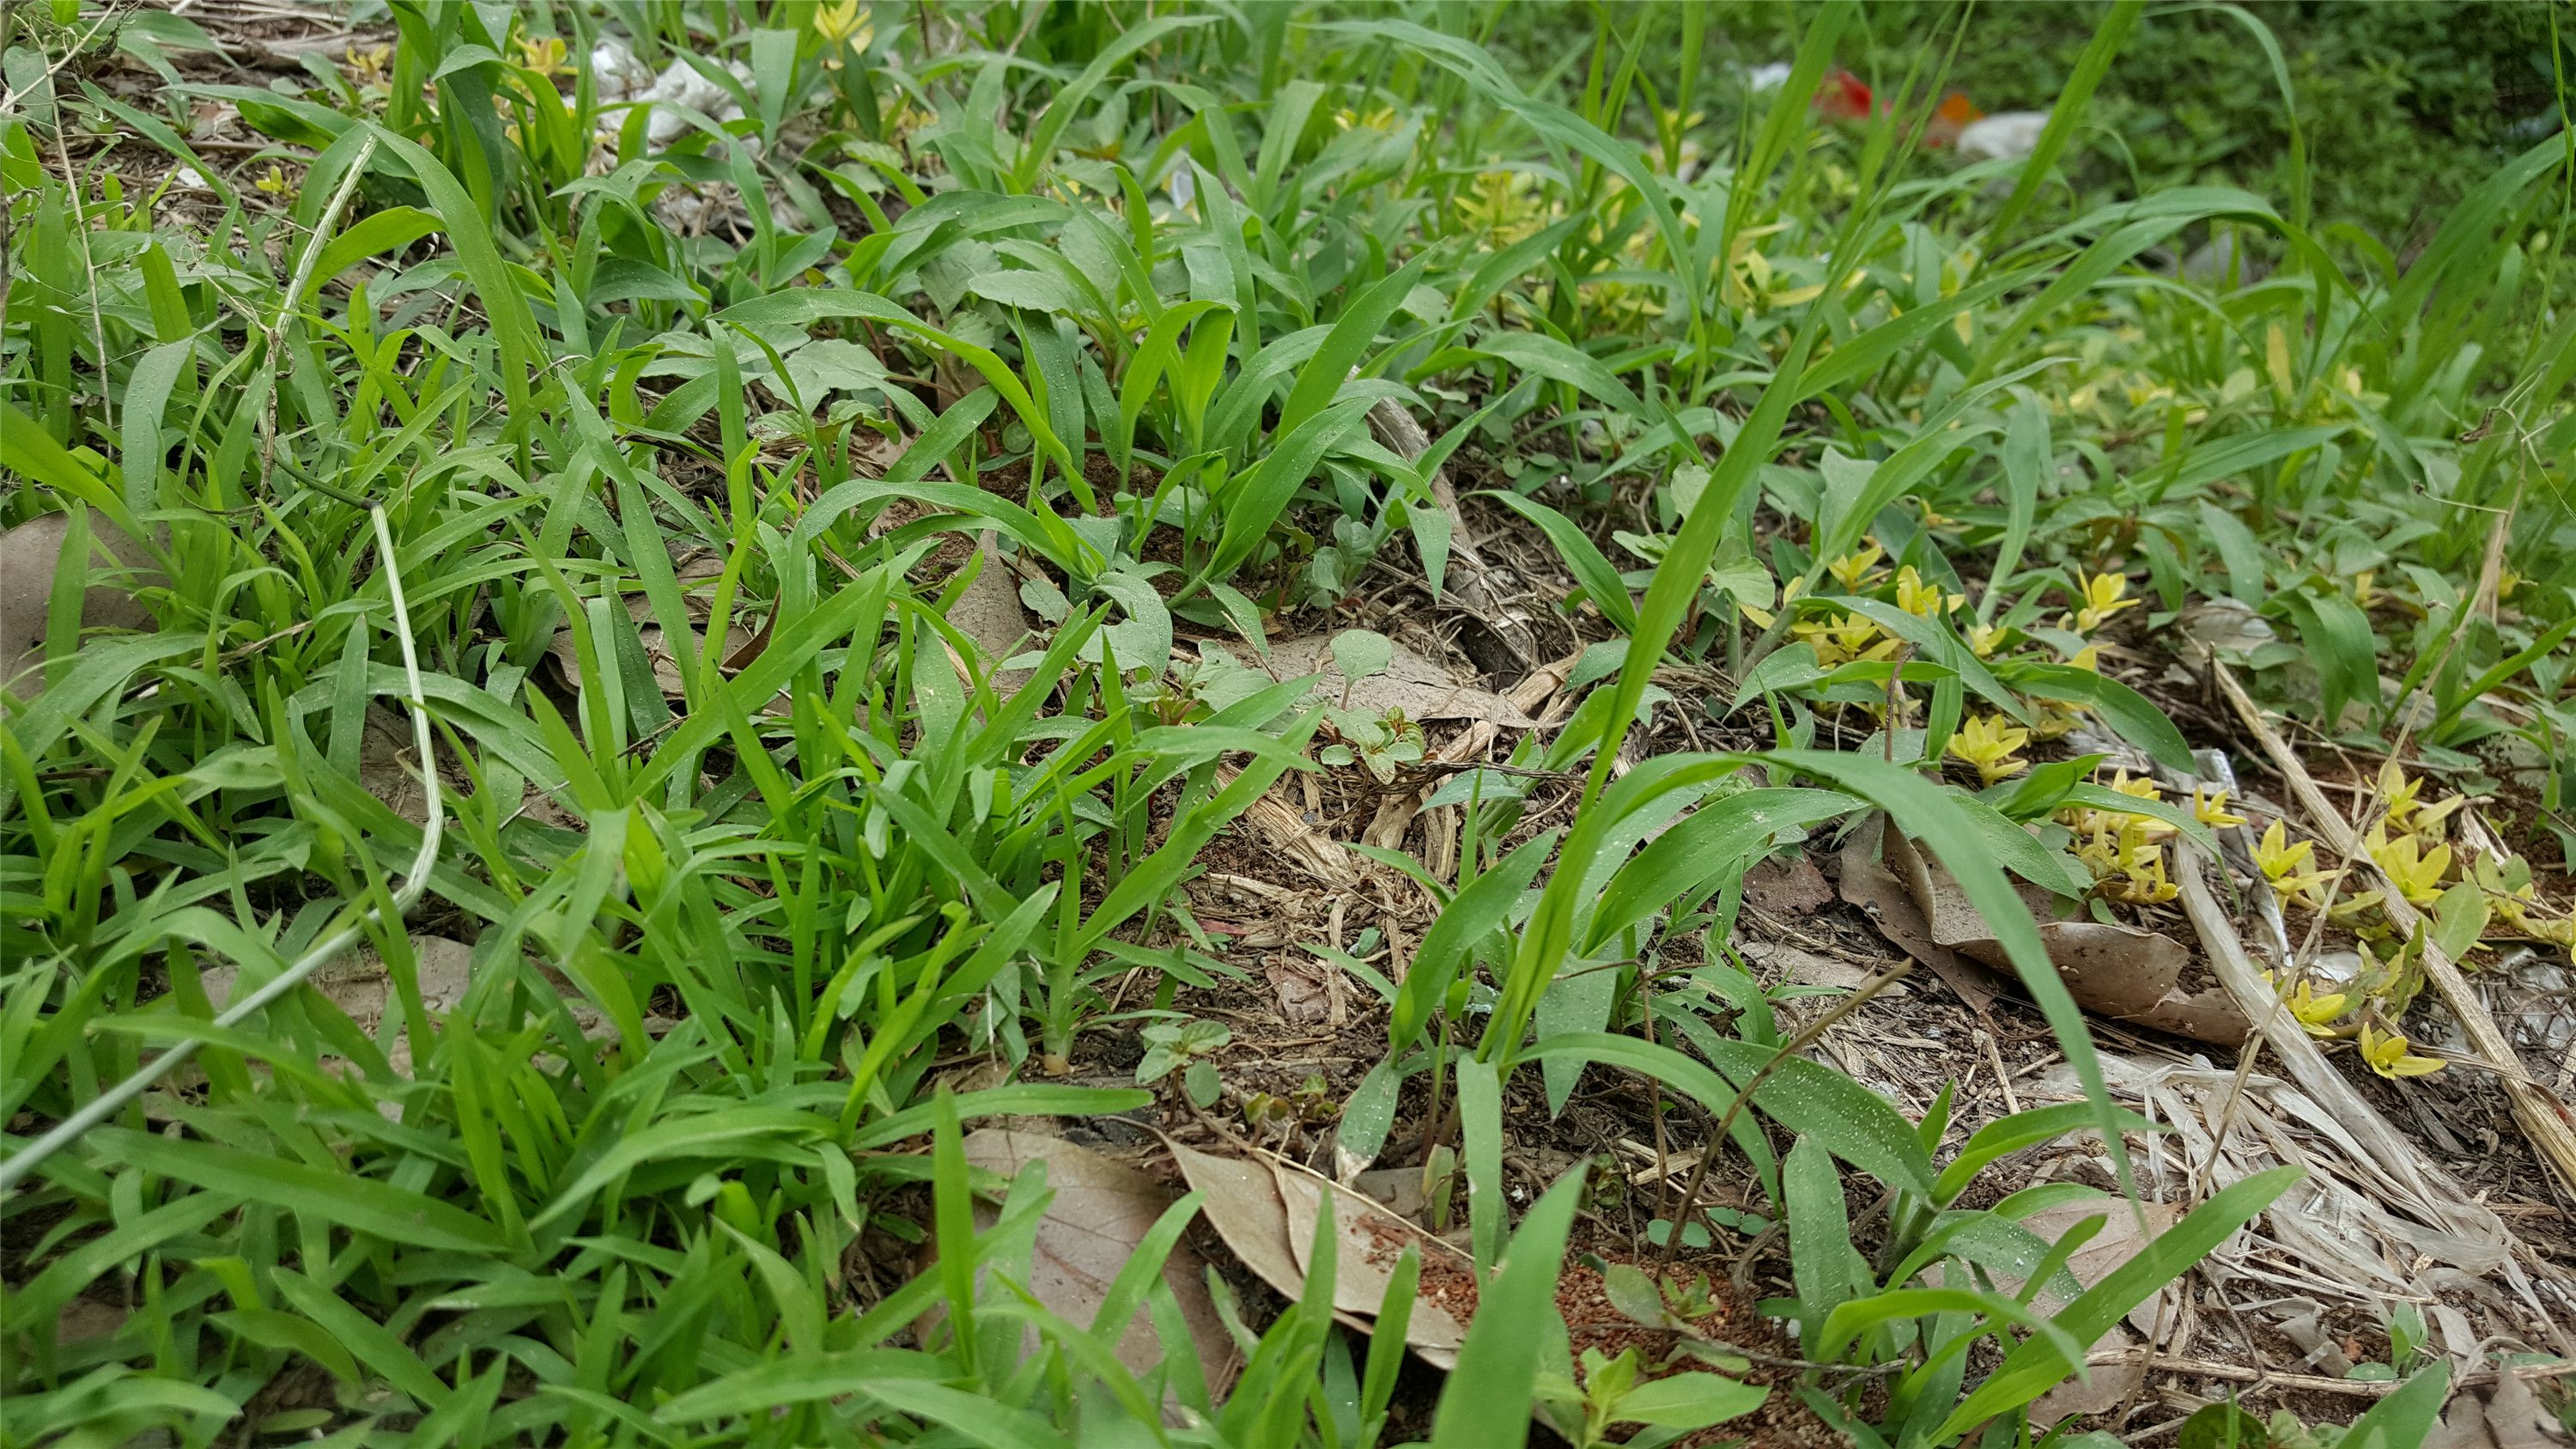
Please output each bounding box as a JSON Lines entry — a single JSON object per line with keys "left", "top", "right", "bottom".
{"left": 2215, "top": 661, "right": 2576, "bottom": 1197}
{"left": 2173, "top": 834, "right": 2510, "bottom": 1252}
{"left": 1660, "top": 957, "right": 1916, "bottom": 1266}
{"left": 2091, "top": 1349, "right": 2576, "bottom": 1398}
{"left": 1365, "top": 395, "right": 1541, "bottom": 673}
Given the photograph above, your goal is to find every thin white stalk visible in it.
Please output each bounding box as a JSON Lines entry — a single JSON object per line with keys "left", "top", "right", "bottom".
{"left": 0, "top": 508, "right": 440, "bottom": 1196}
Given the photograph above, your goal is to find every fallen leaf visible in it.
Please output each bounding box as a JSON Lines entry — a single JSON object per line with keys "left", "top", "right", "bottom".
{"left": 2014, "top": 1200, "right": 2182, "bottom": 1339}
{"left": 545, "top": 618, "right": 755, "bottom": 701}
{"left": 204, "top": 935, "right": 473, "bottom": 1024}
{"left": 1273, "top": 1163, "right": 1469, "bottom": 1355}
{"left": 1266, "top": 954, "right": 1348, "bottom": 1027}
{"left": 1837, "top": 817, "right": 1998, "bottom": 1013}
{"left": 958, "top": 1130, "right": 1240, "bottom": 1398}
{"left": 1, "top": 512, "right": 159, "bottom": 699}
{"left": 1351, "top": 1165, "right": 1431, "bottom": 1218}
{"left": 1738, "top": 939, "right": 1904, "bottom": 995}
{"left": 1173, "top": 1143, "right": 1471, "bottom": 1363}
{"left": 53, "top": 1297, "right": 130, "bottom": 1345}
{"left": 1743, "top": 854, "right": 1835, "bottom": 916}
{"left": 945, "top": 533, "right": 1032, "bottom": 698}
{"left": 2480, "top": 1370, "right": 2567, "bottom": 1449}
{"left": 2176, "top": 597, "right": 2276, "bottom": 663}
{"left": 2029, "top": 1322, "right": 2142, "bottom": 1428}
{"left": 1883, "top": 824, "right": 2250, "bottom": 1045}
{"left": 360, "top": 706, "right": 437, "bottom": 827}
{"left": 1263, "top": 634, "right": 1536, "bottom": 727}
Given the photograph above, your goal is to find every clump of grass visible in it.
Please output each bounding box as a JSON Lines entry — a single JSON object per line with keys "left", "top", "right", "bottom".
{"left": 3, "top": 2, "right": 2561, "bottom": 1445}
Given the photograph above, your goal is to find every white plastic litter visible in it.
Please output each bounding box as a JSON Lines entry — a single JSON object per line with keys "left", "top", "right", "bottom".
{"left": 590, "top": 35, "right": 755, "bottom": 149}
{"left": 589, "top": 35, "right": 657, "bottom": 100}
{"left": 1956, "top": 110, "right": 2050, "bottom": 162}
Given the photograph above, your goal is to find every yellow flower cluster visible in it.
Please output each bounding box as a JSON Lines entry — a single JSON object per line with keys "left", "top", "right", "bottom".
{"left": 2359, "top": 1022, "right": 2445, "bottom": 1079}
{"left": 2061, "top": 770, "right": 2183, "bottom": 904}
{"left": 1794, "top": 612, "right": 1901, "bottom": 669}
{"left": 2252, "top": 819, "right": 2342, "bottom": 911}
{"left": 1459, "top": 167, "right": 1547, "bottom": 247}
{"left": 2068, "top": 569, "right": 2141, "bottom": 633}
{"left": 1768, "top": 549, "right": 1967, "bottom": 671}
{"left": 2360, "top": 761, "right": 2463, "bottom": 909}
{"left": 814, "top": 0, "right": 876, "bottom": 67}
{"left": 1945, "top": 715, "right": 2029, "bottom": 787}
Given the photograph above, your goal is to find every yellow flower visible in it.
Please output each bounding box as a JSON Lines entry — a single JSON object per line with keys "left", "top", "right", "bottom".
{"left": 2272, "top": 976, "right": 2349, "bottom": 1037}
{"left": 1335, "top": 105, "right": 1398, "bottom": 131}
{"left": 255, "top": 163, "right": 289, "bottom": 196}
{"left": 2358, "top": 1022, "right": 2445, "bottom": 1079}
{"left": 1826, "top": 542, "right": 1885, "bottom": 591}
{"left": 2190, "top": 788, "right": 2247, "bottom": 829}
{"left": 2071, "top": 569, "right": 2141, "bottom": 633}
{"left": 1947, "top": 714, "right": 2032, "bottom": 786}
{"left": 1792, "top": 612, "right": 1894, "bottom": 669}
{"left": 2077, "top": 829, "right": 2125, "bottom": 880}
{"left": 815, "top": 0, "right": 875, "bottom": 54}
{"left": 2351, "top": 569, "right": 2379, "bottom": 609}
{"left": 513, "top": 33, "right": 568, "bottom": 77}
{"left": 2028, "top": 702, "right": 2087, "bottom": 742}
{"left": 2253, "top": 819, "right": 2338, "bottom": 910}
{"left": 1967, "top": 623, "right": 2010, "bottom": 658}
{"left": 2106, "top": 769, "right": 2160, "bottom": 803}
{"left": 1894, "top": 565, "right": 1953, "bottom": 618}
{"left": 344, "top": 44, "right": 392, "bottom": 85}
{"left": 2366, "top": 824, "right": 2451, "bottom": 907}
{"left": 1741, "top": 575, "right": 1803, "bottom": 630}
{"left": 2066, "top": 644, "right": 2101, "bottom": 673}
{"left": 1458, "top": 167, "right": 1546, "bottom": 245}
{"left": 2104, "top": 847, "right": 2178, "bottom": 904}
{"left": 2376, "top": 760, "right": 2462, "bottom": 839}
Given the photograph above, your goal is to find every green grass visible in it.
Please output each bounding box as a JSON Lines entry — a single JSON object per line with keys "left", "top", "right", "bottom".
{"left": 3, "top": 1, "right": 2568, "bottom": 1446}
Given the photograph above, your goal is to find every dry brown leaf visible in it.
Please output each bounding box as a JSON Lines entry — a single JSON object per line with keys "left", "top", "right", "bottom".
{"left": 1837, "top": 818, "right": 1998, "bottom": 1014}
{"left": 1172, "top": 1142, "right": 1307, "bottom": 1294}
{"left": 1743, "top": 854, "right": 1835, "bottom": 916}
{"left": 1361, "top": 647, "right": 1578, "bottom": 862}
{"left": 1882, "top": 825, "right": 2249, "bottom": 1044}
{"left": 545, "top": 619, "right": 756, "bottom": 702}
{"left": 945, "top": 533, "right": 1032, "bottom": 697}
{"left": 1350, "top": 1165, "right": 1432, "bottom": 1218}
{"left": 2, "top": 513, "right": 160, "bottom": 699}
{"left": 1266, "top": 954, "right": 1349, "bottom": 1027}
{"left": 1272, "top": 1163, "right": 1469, "bottom": 1354}
{"left": 2029, "top": 1323, "right": 2142, "bottom": 1427}
{"left": 203, "top": 935, "right": 474, "bottom": 1081}
{"left": 1172, "top": 1143, "right": 1470, "bottom": 1362}
{"left": 2040, "top": 1200, "right": 2180, "bottom": 1336}
{"left": 957, "top": 1130, "right": 1239, "bottom": 1397}
{"left": 2428, "top": 1373, "right": 2573, "bottom": 1449}
{"left": 1263, "top": 634, "right": 1536, "bottom": 728}
{"left": 1739, "top": 939, "right": 1903, "bottom": 995}
{"left": 53, "top": 1297, "right": 131, "bottom": 1345}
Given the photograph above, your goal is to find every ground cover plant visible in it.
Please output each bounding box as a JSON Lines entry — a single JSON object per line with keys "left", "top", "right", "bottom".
{"left": 3, "top": 1, "right": 2573, "bottom": 1446}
